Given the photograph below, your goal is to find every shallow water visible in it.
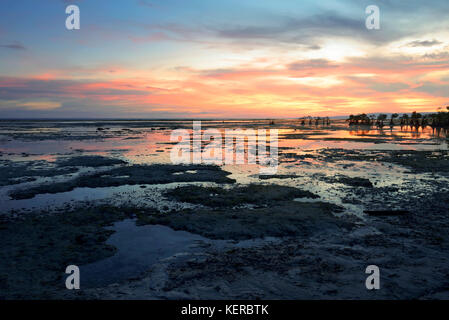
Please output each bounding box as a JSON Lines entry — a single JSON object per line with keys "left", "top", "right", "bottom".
{"left": 0, "top": 119, "right": 447, "bottom": 215}
{"left": 80, "top": 220, "right": 209, "bottom": 287}
{"left": 1, "top": 120, "right": 449, "bottom": 298}
{"left": 81, "top": 219, "right": 284, "bottom": 287}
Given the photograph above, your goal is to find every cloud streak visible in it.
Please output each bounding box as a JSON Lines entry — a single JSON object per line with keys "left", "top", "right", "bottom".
{"left": 0, "top": 42, "right": 26, "bottom": 50}
{"left": 406, "top": 39, "right": 442, "bottom": 47}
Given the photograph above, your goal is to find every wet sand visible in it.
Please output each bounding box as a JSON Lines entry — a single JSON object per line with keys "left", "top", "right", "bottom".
{"left": 0, "top": 120, "right": 448, "bottom": 299}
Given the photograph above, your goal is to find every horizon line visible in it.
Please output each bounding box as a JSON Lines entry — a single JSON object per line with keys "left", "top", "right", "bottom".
{"left": 0, "top": 111, "right": 443, "bottom": 121}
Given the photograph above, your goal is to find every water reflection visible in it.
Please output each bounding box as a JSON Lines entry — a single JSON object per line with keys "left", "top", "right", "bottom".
{"left": 0, "top": 119, "right": 447, "bottom": 214}
{"left": 347, "top": 125, "right": 448, "bottom": 143}
{"left": 0, "top": 120, "right": 447, "bottom": 164}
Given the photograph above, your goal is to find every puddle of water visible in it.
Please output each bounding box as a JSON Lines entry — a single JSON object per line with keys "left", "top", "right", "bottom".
{"left": 80, "top": 218, "right": 285, "bottom": 288}
{"left": 80, "top": 219, "right": 208, "bottom": 288}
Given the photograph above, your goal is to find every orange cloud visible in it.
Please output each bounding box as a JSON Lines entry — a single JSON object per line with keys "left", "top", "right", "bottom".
{"left": 2, "top": 51, "right": 448, "bottom": 118}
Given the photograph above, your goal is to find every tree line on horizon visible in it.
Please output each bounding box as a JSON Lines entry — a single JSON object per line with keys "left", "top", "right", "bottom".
{"left": 296, "top": 116, "right": 331, "bottom": 126}
{"left": 346, "top": 106, "right": 449, "bottom": 129}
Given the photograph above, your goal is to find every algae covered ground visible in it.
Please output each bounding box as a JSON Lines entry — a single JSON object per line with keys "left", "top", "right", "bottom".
{"left": 0, "top": 120, "right": 449, "bottom": 299}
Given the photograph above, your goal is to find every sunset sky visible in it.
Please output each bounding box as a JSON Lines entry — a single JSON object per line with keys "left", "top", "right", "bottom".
{"left": 1, "top": 0, "right": 449, "bottom": 118}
